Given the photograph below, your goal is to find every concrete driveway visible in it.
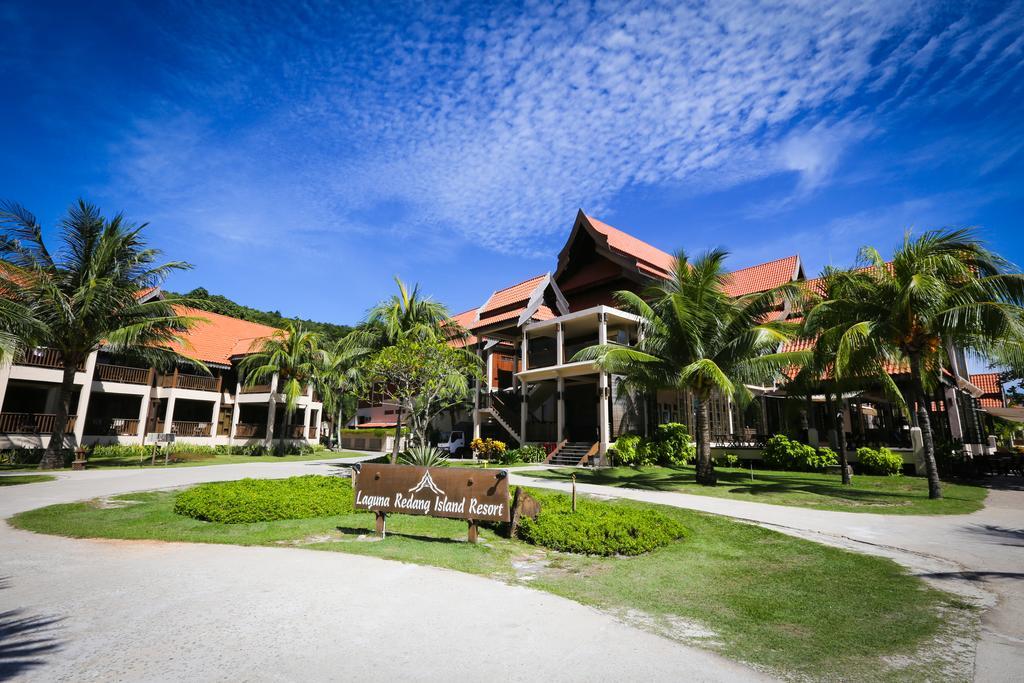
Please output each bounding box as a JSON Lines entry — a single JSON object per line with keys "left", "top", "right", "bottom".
{"left": 510, "top": 470, "right": 1024, "bottom": 683}
{"left": 0, "top": 460, "right": 765, "bottom": 682}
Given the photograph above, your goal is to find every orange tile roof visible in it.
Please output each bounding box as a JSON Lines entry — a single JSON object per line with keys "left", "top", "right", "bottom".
{"left": 478, "top": 274, "right": 547, "bottom": 316}
{"left": 446, "top": 308, "right": 480, "bottom": 347}
{"left": 723, "top": 255, "right": 800, "bottom": 297}
{"left": 585, "top": 214, "right": 675, "bottom": 278}
{"left": 168, "top": 306, "right": 279, "bottom": 366}
{"left": 971, "top": 373, "right": 1005, "bottom": 408}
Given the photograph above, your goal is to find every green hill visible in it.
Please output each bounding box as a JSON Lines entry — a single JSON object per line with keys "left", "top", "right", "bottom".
{"left": 174, "top": 287, "right": 353, "bottom": 343}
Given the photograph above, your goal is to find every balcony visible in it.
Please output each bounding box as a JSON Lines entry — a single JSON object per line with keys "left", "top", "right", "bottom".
{"left": 86, "top": 417, "right": 140, "bottom": 436}
{"left": 241, "top": 383, "right": 272, "bottom": 394}
{"left": 95, "top": 363, "right": 152, "bottom": 385}
{"left": 283, "top": 424, "right": 307, "bottom": 439}
{"left": 14, "top": 348, "right": 84, "bottom": 371}
{"left": 234, "top": 423, "right": 266, "bottom": 438}
{"left": 154, "top": 420, "right": 213, "bottom": 437}
{"left": 160, "top": 372, "right": 221, "bottom": 392}
{"left": 0, "top": 413, "right": 77, "bottom": 434}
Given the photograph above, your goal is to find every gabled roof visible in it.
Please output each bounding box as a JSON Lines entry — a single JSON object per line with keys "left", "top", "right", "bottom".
{"left": 583, "top": 213, "right": 675, "bottom": 279}
{"left": 970, "top": 372, "right": 1005, "bottom": 408}
{"left": 168, "top": 306, "right": 279, "bottom": 366}
{"left": 723, "top": 255, "right": 802, "bottom": 297}
{"left": 478, "top": 274, "right": 548, "bottom": 318}
{"left": 470, "top": 273, "right": 567, "bottom": 333}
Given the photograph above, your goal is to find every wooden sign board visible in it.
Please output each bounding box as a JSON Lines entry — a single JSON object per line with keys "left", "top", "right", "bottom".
{"left": 353, "top": 463, "right": 510, "bottom": 523}
{"left": 147, "top": 433, "right": 175, "bottom": 444}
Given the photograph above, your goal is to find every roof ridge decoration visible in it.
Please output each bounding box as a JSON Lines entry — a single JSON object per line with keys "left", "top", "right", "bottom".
{"left": 517, "top": 273, "right": 569, "bottom": 326}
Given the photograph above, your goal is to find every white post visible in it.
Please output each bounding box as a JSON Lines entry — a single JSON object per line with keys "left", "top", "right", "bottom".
{"left": 726, "top": 396, "right": 735, "bottom": 436}
{"left": 556, "top": 322, "right": 564, "bottom": 366}
{"left": 485, "top": 349, "right": 494, "bottom": 392}
{"left": 314, "top": 407, "right": 323, "bottom": 442}
{"left": 557, "top": 376, "right": 565, "bottom": 442}
{"left": 163, "top": 393, "right": 176, "bottom": 434}
{"left": 598, "top": 372, "right": 610, "bottom": 464}
{"left": 73, "top": 350, "right": 98, "bottom": 446}
{"left": 302, "top": 386, "right": 313, "bottom": 441}
{"left": 209, "top": 392, "right": 222, "bottom": 440}
{"left": 598, "top": 311, "right": 608, "bottom": 346}
{"left": 230, "top": 380, "right": 242, "bottom": 442}
{"left": 265, "top": 372, "right": 278, "bottom": 446}
{"left": 136, "top": 393, "right": 150, "bottom": 443}
{"left": 522, "top": 329, "right": 529, "bottom": 371}
{"left": 0, "top": 358, "right": 12, "bottom": 414}
{"left": 472, "top": 344, "right": 482, "bottom": 440}
{"left": 520, "top": 379, "right": 528, "bottom": 444}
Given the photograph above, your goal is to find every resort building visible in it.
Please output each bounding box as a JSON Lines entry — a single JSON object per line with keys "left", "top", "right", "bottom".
{"left": 0, "top": 289, "right": 323, "bottom": 450}
{"left": 356, "top": 210, "right": 1001, "bottom": 468}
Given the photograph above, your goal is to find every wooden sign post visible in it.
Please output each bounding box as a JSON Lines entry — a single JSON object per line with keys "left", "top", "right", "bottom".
{"left": 352, "top": 463, "right": 510, "bottom": 543}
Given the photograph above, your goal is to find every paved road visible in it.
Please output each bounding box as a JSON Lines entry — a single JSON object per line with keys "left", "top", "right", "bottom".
{"left": 0, "top": 460, "right": 765, "bottom": 682}
{"left": 511, "top": 470, "right": 1024, "bottom": 683}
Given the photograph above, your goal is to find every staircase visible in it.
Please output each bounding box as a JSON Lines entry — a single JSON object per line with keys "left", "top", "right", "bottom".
{"left": 548, "top": 442, "right": 597, "bottom": 467}
{"left": 479, "top": 391, "right": 522, "bottom": 444}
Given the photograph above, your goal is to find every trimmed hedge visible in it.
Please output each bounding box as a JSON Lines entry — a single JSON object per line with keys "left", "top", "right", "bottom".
{"left": 89, "top": 443, "right": 324, "bottom": 461}
{"left": 516, "top": 489, "right": 685, "bottom": 556}
{"left": 173, "top": 475, "right": 353, "bottom": 523}
{"left": 857, "top": 447, "right": 903, "bottom": 476}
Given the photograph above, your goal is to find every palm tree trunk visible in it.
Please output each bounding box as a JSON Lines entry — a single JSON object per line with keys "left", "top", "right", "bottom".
{"left": 835, "top": 394, "right": 851, "bottom": 485}
{"left": 335, "top": 405, "right": 344, "bottom": 450}
{"left": 390, "top": 405, "right": 403, "bottom": 464}
{"left": 910, "top": 354, "right": 942, "bottom": 499}
{"left": 41, "top": 362, "right": 78, "bottom": 470}
{"left": 694, "top": 393, "right": 716, "bottom": 485}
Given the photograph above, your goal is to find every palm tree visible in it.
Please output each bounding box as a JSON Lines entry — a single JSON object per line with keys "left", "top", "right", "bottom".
{"left": 239, "top": 322, "right": 322, "bottom": 449}
{"left": 575, "top": 249, "right": 806, "bottom": 485}
{"left": 0, "top": 200, "right": 197, "bottom": 469}
{"left": 343, "top": 276, "right": 466, "bottom": 460}
{"left": 312, "top": 338, "right": 372, "bottom": 448}
{"left": 803, "top": 229, "right": 1024, "bottom": 499}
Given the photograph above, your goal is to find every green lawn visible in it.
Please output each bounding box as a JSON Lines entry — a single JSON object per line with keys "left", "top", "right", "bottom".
{"left": 0, "top": 474, "right": 56, "bottom": 485}
{"left": 525, "top": 465, "right": 987, "bottom": 515}
{"left": 11, "top": 483, "right": 970, "bottom": 680}
{"left": 0, "top": 451, "right": 364, "bottom": 472}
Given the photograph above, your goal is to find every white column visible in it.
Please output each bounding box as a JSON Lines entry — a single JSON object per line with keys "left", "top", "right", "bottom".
{"left": 314, "top": 407, "right": 323, "bottom": 442}
{"left": 163, "top": 394, "right": 176, "bottom": 434}
{"left": 136, "top": 392, "right": 150, "bottom": 442}
{"left": 522, "top": 329, "right": 529, "bottom": 371}
{"left": 520, "top": 379, "right": 528, "bottom": 443}
{"left": 556, "top": 323, "right": 564, "bottom": 365}
{"left": 0, "top": 359, "right": 12, "bottom": 414}
{"left": 944, "top": 387, "right": 965, "bottom": 440}
{"left": 265, "top": 372, "right": 278, "bottom": 446}
{"left": 598, "top": 312, "right": 608, "bottom": 346}
{"left": 302, "top": 390, "right": 312, "bottom": 441}
{"left": 229, "top": 380, "right": 242, "bottom": 442}
{"left": 472, "top": 344, "right": 482, "bottom": 440}
{"left": 485, "top": 349, "right": 494, "bottom": 392}
{"left": 726, "top": 396, "right": 735, "bottom": 436}
{"left": 598, "top": 371, "right": 610, "bottom": 463}
{"left": 72, "top": 350, "right": 98, "bottom": 446}
{"left": 209, "top": 392, "right": 222, "bottom": 440}
{"left": 557, "top": 376, "right": 565, "bottom": 442}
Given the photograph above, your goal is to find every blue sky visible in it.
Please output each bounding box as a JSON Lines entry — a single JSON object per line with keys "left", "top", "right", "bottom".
{"left": 2, "top": 0, "right": 1022, "bottom": 326}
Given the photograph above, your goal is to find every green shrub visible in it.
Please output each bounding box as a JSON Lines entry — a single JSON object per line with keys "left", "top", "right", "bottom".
{"left": 857, "top": 447, "right": 903, "bottom": 476}
{"left": 0, "top": 448, "right": 46, "bottom": 466}
{"left": 715, "top": 453, "right": 739, "bottom": 468}
{"left": 400, "top": 445, "right": 449, "bottom": 467}
{"left": 764, "top": 435, "right": 837, "bottom": 472}
{"left": 173, "top": 475, "right": 353, "bottom": 523}
{"left": 648, "top": 422, "right": 695, "bottom": 466}
{"left": 610, "top": 434, "right": 646, "bottom": 465}
{"left": 516, "top": 489, "right": 685, "bottom": 556}
{"left": 505, "top": 445, "right": 546, "bottom": 464}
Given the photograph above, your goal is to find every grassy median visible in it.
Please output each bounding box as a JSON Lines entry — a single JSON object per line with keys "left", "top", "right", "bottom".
{"left": 525, "top": 465, "right": 987, "bottom": 515}
{"left": 10, "top": 481, "right": 971, "bottom": 680}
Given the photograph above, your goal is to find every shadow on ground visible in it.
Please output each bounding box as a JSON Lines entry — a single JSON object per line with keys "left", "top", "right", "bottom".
{"left": 0, "top": 577, "right": 64, "bottom": 680}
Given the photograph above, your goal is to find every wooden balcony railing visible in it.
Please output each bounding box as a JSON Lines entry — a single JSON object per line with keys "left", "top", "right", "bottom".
{"left": 241, "top": 384, "right": 273, "bottom": 394}
{"left": 284, "top": 424, "right": 307, "bottom": 439}
{"left": 14, "top": 348, "right": 84, "bottom": 371}
{"left": 234, "top": 423, "right": 265, "bottom": 438}
{"left": 0, "top": 413, "right": 77, "bottom": 434}
{"left": 154, "top": 421, "right": 212, "bottom": 437}
{"left": 95, "top": 363, "right": 152, "bottom": 385}
{"left": 86, "top": 418, "right": 140, "bottom": 436}
{"left": 160, "top": 371, "right": 221, "bottom": 392}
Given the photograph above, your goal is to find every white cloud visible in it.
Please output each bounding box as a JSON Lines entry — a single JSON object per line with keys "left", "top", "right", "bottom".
{"left": 104, "top": 0, "right": 1024, "bottom": 257}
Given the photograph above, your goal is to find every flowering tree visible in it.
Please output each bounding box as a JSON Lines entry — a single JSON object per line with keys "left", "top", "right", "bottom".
{"left": 362, "top": 338, "right": 481, "bottom": 462}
